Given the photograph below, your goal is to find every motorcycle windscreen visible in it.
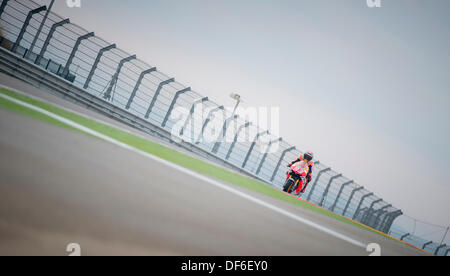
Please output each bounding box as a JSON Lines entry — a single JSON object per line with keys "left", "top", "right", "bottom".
{"left": 291, "top": 161, "right": 309, "bottom": 176}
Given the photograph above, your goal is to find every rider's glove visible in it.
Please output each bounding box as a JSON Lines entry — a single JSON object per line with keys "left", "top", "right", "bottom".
{"left": 287, "top": 163, "right": 292, "bottom": 167}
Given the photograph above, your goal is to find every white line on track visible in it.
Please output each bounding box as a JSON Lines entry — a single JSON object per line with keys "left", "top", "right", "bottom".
{"left": 0, "top": 92, "right": 368, "bottom": 249}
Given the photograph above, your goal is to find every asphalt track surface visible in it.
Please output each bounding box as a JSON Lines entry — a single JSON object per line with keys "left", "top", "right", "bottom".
{"left": 0, "top": 73, "right": 428, "bottom": 255}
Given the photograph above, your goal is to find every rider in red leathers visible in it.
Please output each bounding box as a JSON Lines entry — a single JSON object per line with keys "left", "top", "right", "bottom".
{"left": 287, "top": 151, "right": 314, "bottom": 194}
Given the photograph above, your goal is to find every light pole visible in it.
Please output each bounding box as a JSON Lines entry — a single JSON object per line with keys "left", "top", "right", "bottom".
{"left": 26, "top": 0, "right": 55, "bottom": 60}
{"left": 210, "top": 93, "right": 242, "bottom": 154}
{"left": 230, "top": 93, "right": 241, "bottom": 116}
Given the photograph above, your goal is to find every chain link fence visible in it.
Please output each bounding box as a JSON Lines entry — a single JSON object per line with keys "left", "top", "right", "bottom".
{"left": 0, "top": 0, "right": 447, "bottom": 255}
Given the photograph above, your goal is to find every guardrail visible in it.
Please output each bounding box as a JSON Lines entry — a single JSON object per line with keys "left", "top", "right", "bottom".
{"left": 0, "top": 0, "right": 410, "bottom": 240}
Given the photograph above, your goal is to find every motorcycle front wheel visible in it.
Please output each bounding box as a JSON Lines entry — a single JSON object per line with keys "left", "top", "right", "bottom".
{"left": 283, "top": 178, "right": 296, "bottom": 193}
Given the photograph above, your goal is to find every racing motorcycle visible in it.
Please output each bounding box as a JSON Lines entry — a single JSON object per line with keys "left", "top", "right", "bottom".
{"left": 283, "top": 161, "right": 309, "bottom": 195}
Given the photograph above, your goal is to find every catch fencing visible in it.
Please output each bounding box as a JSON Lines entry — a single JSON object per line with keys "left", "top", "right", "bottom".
{"left": 1, "top": 0, "right": 446, "bottom": 255}
{"left": 389, "top": 216, "right": 449, "bottom": 256}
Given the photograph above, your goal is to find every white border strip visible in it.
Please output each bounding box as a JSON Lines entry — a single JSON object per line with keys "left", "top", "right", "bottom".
{"left": 0, "top": 92, "right": 368, "bottom": 249}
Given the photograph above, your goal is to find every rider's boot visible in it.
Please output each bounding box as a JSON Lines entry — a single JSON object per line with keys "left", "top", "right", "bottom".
{"left": 295, "top": 179, "right": 303, "bottom": 195}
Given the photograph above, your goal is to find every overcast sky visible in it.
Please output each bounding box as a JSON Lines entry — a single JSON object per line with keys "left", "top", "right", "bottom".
{"left": 43, "top": 0, "right": 450, "bottom": 230}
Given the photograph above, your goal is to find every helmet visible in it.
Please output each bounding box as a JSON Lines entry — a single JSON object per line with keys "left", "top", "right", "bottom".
{"left": 304, "top": 151, "right": 314, "bottom": 161}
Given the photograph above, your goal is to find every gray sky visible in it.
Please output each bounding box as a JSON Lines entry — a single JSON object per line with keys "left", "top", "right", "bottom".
{"left": 45, "top": 0, "right": 450, "bottom": 229}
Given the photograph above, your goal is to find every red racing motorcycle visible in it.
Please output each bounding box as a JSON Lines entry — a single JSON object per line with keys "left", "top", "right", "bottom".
{"left": 283, "top": 161, "right": 309, "bottom": 195}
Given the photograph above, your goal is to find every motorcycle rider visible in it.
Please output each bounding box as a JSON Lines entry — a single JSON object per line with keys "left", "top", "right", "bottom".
{"left": 287, "top": 151, "right": 315, "bottom": 195}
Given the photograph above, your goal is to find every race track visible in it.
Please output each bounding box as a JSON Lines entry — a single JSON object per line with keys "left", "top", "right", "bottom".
{"left": 0, "top": 74, "right": 428, "bottom": 256}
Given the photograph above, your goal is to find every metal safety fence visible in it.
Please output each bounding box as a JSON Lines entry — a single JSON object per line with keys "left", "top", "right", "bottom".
{"left": 389, "top": 216, "right": 449, "bottom": 256}
{"left": 0, "top": 0, "right": 446, "bottom": 255}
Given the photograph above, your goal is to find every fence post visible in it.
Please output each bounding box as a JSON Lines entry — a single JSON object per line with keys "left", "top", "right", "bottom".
{"left": 379, "top": 211, "right": 393, "bottom": 233}
{"left": 270, "top": 146, "right": 296, "bottom": 182}
{"left": 362, "top": 198, "right": 383, "bottom": 225}
{"left": 12, "top": 6, "right": 47, "bottom": 53}
{"left": 318, "top": 173, "right": 342, "bottom": 207}
{"left": 212, "top": 114, "right": 239, "bottom": 154}
{"left": 0, "top": 0, "right": 10, "bottom": 18}
{"left": 84, "top": 44, "right": 116, "bottom": 89}
{"left": 342, "top": 186, "right": 364, "bottom": 216}
{"left": 306, "top": 167, "right": 332, "bottom": 202}
{"left": 196, "top": 105, "right": 224, "bottom": 144}
{"left": 242, "top": 131, "right": 269, "bottom": 168}
{"left": 162, "top": 87, "right": 192, "bottom": 127}
{"left": 422, "top": 241, "right": 433, "bottom": 250}
{"left": 126, "top": 67, "right": 157, "bottom": 109}
{"left": 373, "top": 204, "right": 391, "bottom": 229}
{"left": 45, "top": 58, "right": 51, "bottom": 70}
{"left": 26, "top": 0, "right": 56, "bottom": 60}
{"left": 381, "top": 210, "right": 402, "bottom": 234}
{"left": 180, "top": 97, "right": 209, "bottom": 138}
{"left": 56, "top": 64, "right": 62, "bottom": 75}
{"left": 352, "top": 192, "right": 374, "bottom": 220}
{"left": 390, "top": 210, "right": 403, "bottom": 233}
{"left": 62, "top": 32, "right": 95, "bottom": 78}
{"left": 225, "top": 122, "right": 252, "bottom": 160}
{"left": 354, "top": 207, "right": 369, "bottom": 221}
{"left": 330, "top": 180, "right": 353, "bottom": 212}
{"left": 435, "top": 244, "right": 447, "bottom": 256}
{"left": 256, "top": 138, "right": 282, "bottom": 175}
{"left": 36, "top": 19, "right": 70, "bottom": 65}
{"left": 400, "top": 233, "right": 410, "bottom": 241}
{"left": 145, "top": 78, "right": 175, "bottom": 118}
{"left": 103, "top": 54, "right": 136, "bottom": 100}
